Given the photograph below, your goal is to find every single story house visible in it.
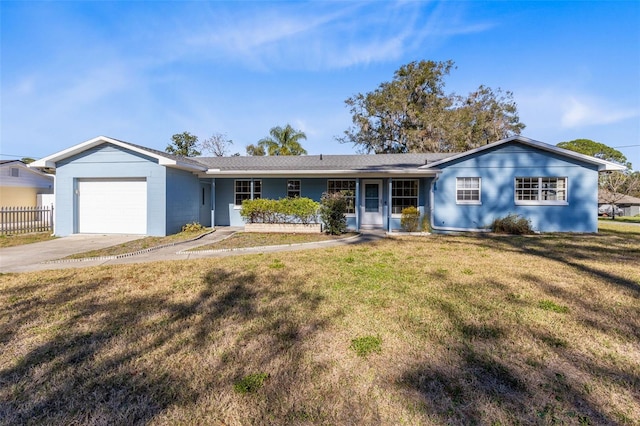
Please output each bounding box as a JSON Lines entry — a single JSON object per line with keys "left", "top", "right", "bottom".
{"left": 30, "top": 135, "right": 625, "bottom": 236}
{"left": 598, "top": 193, "right": 640, "bottom": 217}
{"left": 0, "top": 160, "right": 54, "bottom": 207}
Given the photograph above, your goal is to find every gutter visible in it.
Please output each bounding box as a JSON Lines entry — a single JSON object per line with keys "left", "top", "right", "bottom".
{"left": 428, "top": 174, "right": 491, "bottom": 233}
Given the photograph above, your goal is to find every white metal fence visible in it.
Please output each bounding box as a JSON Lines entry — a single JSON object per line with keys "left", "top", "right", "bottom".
{"left": 0, "top": 205, "right": 54, "bottom": 235}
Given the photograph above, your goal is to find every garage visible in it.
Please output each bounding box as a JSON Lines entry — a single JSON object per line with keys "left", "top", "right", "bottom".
{"left": 77, "top": 178, "right": 147, "bottom": 234}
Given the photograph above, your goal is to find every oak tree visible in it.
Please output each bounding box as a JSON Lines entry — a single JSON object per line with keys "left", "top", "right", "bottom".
{"left": 339, "top": 60, "right": 524, "bottom": 153}
{"left": 166, "top": 132, "right": 201, "bottom": 157}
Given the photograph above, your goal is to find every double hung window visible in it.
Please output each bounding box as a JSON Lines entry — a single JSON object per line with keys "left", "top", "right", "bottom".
{"left": 235, "top": 180, "right": 262, "bottom": 206}
{"left": 456, "top": 177, "right": 481, "bottom": 204}
{"left": 287, "top": 180, "right": 301, "bottom": 198}
{"left": 327, "top": 180, "right": 356, "bottom": 214}
{"left": 391, "top": 180, "right": 419, "bottom": 214}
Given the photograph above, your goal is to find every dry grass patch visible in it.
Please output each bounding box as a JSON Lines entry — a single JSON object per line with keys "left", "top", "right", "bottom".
{"left": 190, "top": 231, "right": 356, "bottom": 251}
{"left": 1, "top": 226, "right": 638, "bottom": 424}
{"left": 63, "top": 229, "right": 212, "bottom": 259}
{"left": 0, "top": 232, "right": 56, "bottom": 248}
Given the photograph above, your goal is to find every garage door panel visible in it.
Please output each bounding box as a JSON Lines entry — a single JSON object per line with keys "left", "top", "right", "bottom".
{"left": 78, "top": 179, "right": 147, "bottom": 234}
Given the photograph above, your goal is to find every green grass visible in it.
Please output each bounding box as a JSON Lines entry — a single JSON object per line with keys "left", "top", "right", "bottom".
{"left": 350, "top": 335, "right": 382, "bottom": 357}
{"left": 0, "top": 232, "right": 56, "bottom": 248}
{"left": 599, "top": 216, "right": 640, "bottom": 224}
{"left": 234, "top": 373, "right": 269, "bottom": 394}
{"left": 0, "top": 225, "right": 638, "bottom": 424}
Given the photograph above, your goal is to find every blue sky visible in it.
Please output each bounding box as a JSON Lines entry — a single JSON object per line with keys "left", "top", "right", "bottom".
{"left": 2, "top": 1, "right": 639, "bottom": 169}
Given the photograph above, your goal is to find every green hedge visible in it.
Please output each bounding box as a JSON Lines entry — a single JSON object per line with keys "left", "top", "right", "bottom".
{"left": 240, "top": 197, "right": 319, "bottom": 224}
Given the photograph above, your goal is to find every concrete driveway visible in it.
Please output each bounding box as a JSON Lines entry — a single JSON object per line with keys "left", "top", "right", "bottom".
{"left": 0, "top": 229, "right": 381, "bottom": 274}
{"left": 0, "top": 234, "right": 143, "bottom": 273}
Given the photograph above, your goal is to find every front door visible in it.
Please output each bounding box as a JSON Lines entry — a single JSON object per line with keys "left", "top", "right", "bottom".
{"left": 199, "top": 183, "right": 212, "bottom": 227}
{"left": 361, "top": 180, "right": 383, "bottom": 228}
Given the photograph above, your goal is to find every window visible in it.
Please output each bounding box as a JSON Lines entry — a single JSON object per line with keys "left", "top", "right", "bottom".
{"left": 327, "top": 180, "right": 356, "bottom": 214}
{"left": 287, "top": 180, "right": 301, "bottom": 198}
{"left": 391, "top": 180, "right": 419, "bottom": 214}
{"left": 456, "top": 177, "right": 481, "bottom": 204}
{"left": 515, "top": 177, "right": 567, "bottom": 204}
{"left": 235, "top": 180, "right": 261, "bottom": 206}
{"left": 10, "top": 168, "right": 19, "bottom": 177}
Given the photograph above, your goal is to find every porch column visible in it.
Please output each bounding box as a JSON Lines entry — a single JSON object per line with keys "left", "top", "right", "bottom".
{"left": 210, "top": 178, "right": 216, "bottom": 227}
{"left": 355, "top": 178, "right": 361, "bottom": 231}
{"left": 387, "top": 178, "right": 393, "bottom": 232}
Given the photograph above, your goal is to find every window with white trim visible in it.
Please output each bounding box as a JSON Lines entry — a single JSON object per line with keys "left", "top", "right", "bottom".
{"left": 327, "top": 180, "right": 356, "bottom": 214}
{"left": 235, "top": 179, "right": 261, "bottom": 206}
{"left": 10, "top": 168, "right": 19, "bottom": 177}
{"left": 287, "top": 180, "right": 301, "bottom": 198}
{"left": 391, "top": 180, "right": 419, "bottom": 214}
{"left": 456, "top": 177, "right": 481, "bottom": 204}
{"left": 515, "top": 177, "right": 567, "bottom": 204}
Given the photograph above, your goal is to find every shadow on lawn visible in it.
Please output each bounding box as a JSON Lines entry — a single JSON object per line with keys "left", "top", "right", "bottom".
{"left": 398, "top": 279, "right": 629, "bottom": 425}
{"left": 0, "top": 266, "right": 333, "bottom": 424}
{"left": 396, "top": 230, "right": 639, "bottom": 424}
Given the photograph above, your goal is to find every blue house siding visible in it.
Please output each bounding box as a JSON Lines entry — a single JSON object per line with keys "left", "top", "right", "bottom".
{"left": 165, "top": 168, "right": 202, "bottom": 234}
{"left": 431, "top": 142, "right": 600, "bottom": 232}
{"left": 213, "top": 176, "right": 429, "bottom": 230}
{"left": 54, "top": 144, "right": 168, "bottom": 236}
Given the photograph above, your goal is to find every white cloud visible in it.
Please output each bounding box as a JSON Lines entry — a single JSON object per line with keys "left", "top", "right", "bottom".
{"left": 183, "top": 2, "right": 493, "bottom": 71}
{"left": 561, "top": 96, "right": 639, "bottom": 128}
{"left": 516, "top": 88, "right": 640, "bottom": 131}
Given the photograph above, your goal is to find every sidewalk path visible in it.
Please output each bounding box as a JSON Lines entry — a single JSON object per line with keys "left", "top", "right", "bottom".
{"left": 1, "top": 228, "right": 384, "bottom": 273}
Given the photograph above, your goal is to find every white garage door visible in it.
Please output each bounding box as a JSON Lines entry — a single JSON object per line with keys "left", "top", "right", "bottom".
{"left": 78, "top": 178, "right": 147, "bottom": 234}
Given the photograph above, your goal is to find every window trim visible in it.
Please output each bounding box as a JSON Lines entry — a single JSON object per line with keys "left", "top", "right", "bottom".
{"left": 287, "top": 179, "right": 301, "bottom": 198}
{"left": 456, "top": 177, "right": 482, "bottom": 205}
{"left": 10, "top": 167, "right": 20, "bottom": 177}
{"left": 514, "top": 177, "right": 568, "bottom": 206}
{"left": 234, "top": 179, "right": 262, "bottom": 208}
{"left": 391, "top": 179, "right": 419, "bottom": 216}
{"left": 327, "top": 179, "right": 356, "bottom": 215}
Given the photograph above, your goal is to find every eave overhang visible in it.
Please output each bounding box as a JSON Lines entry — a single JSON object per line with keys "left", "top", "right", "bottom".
{"left": 29, "top": 136, "right": 207, "bottom": 173}
{"left": 202, "top": 168, "right": 441, "bottom": 178}
{"left": 419, "top": 136, "right": 627, "bottom": 172}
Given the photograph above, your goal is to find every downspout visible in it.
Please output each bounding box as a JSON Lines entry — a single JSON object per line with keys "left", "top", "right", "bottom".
{"left": 429, "top": 173, "right": 491, "bottom": 233}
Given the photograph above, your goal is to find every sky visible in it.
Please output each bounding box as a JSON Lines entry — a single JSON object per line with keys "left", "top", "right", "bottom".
{"left": 1, "top": 1, "right": 639, "bottom": 170}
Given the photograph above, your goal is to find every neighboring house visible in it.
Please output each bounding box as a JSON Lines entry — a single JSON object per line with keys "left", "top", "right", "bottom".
{"left": 598, "top": 193, "right": 640, "bottom": 217}
{"left": 29, "top": 135, "right": 625, "bottom": 236}
{"left": 0, "top": 160, "right": 54, "bottom": 207}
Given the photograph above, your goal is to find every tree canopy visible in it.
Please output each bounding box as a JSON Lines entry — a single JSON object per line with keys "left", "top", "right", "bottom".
{"left": 166, "top": 132, "right": 201, "bottom": 157}
{"left": 248, "top": 124, "right": 308, "bottom": 156}
{"left": 556, "top": 139, "right": 631, "bottom": 169}
{"left": 339, "top": 60, "right": 525, "bottom": 154}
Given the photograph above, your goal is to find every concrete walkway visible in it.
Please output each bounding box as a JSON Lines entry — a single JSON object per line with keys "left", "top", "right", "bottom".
{"left": 0, "top": 228, "right": 385, "bottom": 274}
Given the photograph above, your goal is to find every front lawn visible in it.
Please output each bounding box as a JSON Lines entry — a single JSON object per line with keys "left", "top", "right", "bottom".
{"left": 1, "top": 227, "right": 638, "bottom": 424}
{"left": 0, "top": 232, "right": 56, "bottom": 248}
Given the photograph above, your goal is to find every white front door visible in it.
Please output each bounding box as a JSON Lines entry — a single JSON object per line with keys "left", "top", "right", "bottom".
{"left": 361, "top": 180, "right": 383, "bottom": 228}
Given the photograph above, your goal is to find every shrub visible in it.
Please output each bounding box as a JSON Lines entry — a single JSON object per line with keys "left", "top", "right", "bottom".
{"left": 240, "top": 197, "right": 319, "bottom": 224}
{"left": 491, "top": 214, "right": 533, "bottom": 235}
{"left": 182, "top": 222, "right": 204, "bottom": 232}
{"left": 400, "top": 206, "right": 420, "bottom": 232}
{"left": 319, "top": 191, "right": 348, "bottom": 235}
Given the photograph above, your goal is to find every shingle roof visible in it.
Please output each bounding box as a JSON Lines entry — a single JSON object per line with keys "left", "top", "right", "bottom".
{"left": 194, "top": 153, "right": 454, "bottom": 171}
{"left": 111, "top": 138, "right": 208, "bottom": 169}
